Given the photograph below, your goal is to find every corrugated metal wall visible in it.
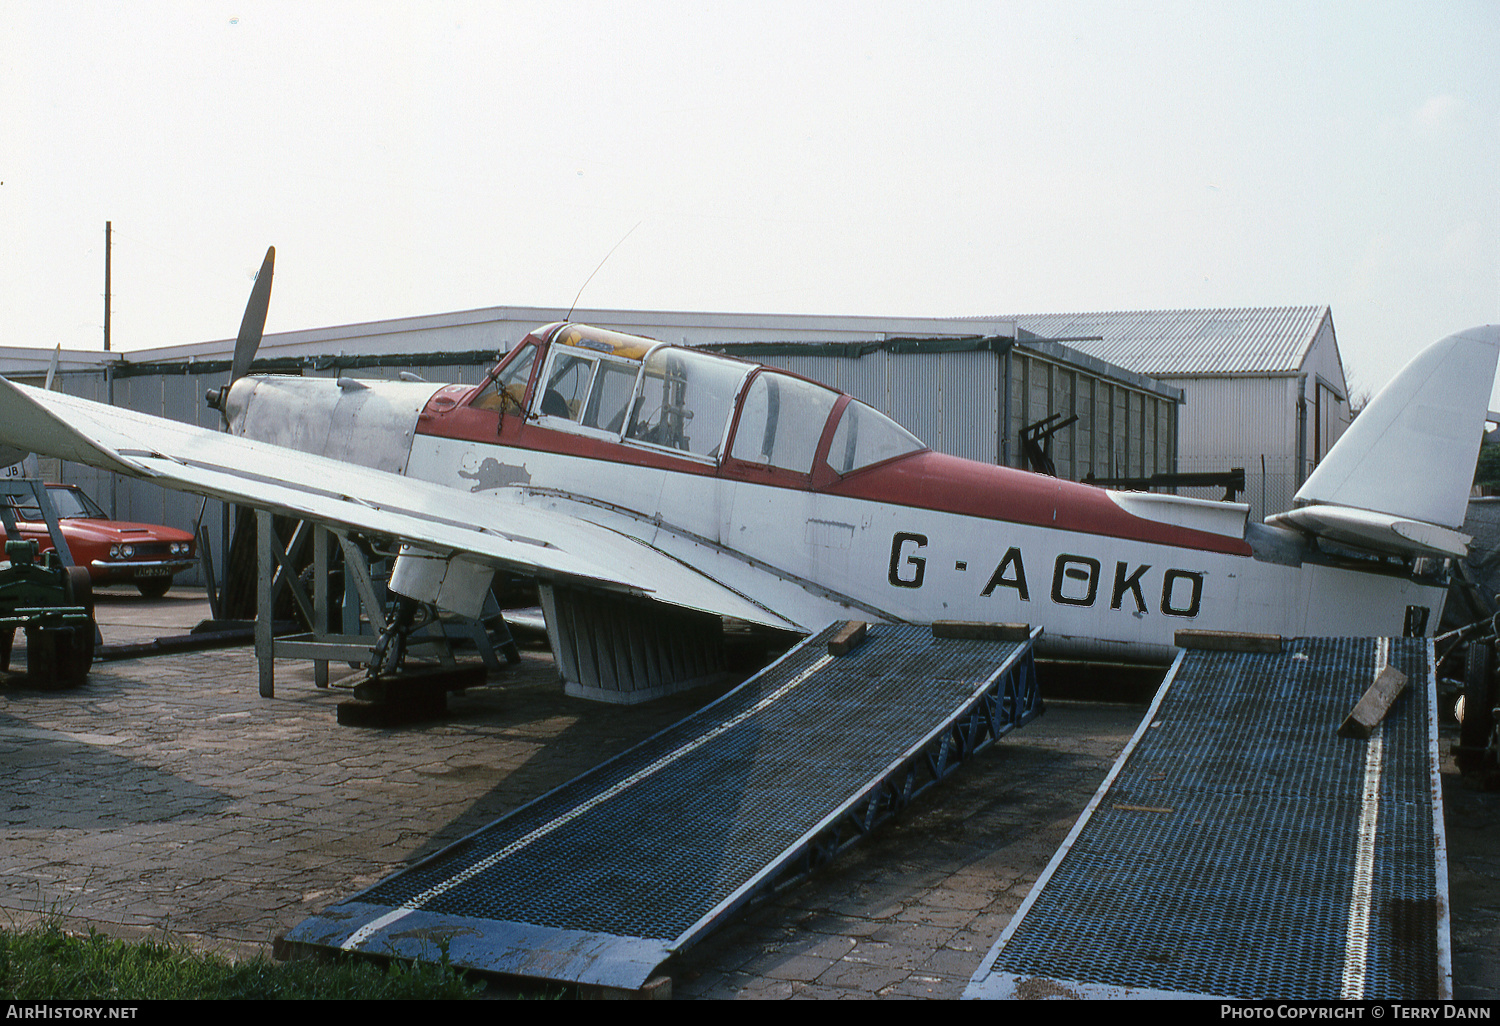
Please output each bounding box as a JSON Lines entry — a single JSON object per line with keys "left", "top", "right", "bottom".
{"left": 1168, "top": 374, "right": 1304, "bottom": 522}
{"left": 1000, "top": 351, "right": 1175, "bottom": 482}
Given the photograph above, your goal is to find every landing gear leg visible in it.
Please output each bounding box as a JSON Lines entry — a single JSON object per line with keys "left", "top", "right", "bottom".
{"left": 369, "top": 595, "right": 422, "bottom": 678}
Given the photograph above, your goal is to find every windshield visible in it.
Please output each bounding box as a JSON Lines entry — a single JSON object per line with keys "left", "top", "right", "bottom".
{"left": 7, "top": 487, "right": 106, "bottom": 521}
{"left": 826, "top": 400, "right": 926, "bottom": 474}
{"left": 472, "top": 343, "right": 537, "bottom": 412}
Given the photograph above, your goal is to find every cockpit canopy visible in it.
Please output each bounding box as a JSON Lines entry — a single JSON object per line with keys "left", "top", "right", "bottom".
{"left": 475, "top": 323, "right": 925, "bottom": 479}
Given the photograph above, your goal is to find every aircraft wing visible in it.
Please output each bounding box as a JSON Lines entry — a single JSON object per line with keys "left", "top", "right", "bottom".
{"left": 0, "top": 378, "right": 802, "bottom": 631}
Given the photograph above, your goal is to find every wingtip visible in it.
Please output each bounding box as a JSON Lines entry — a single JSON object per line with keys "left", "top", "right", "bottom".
{"left": 0, "top": 378, "right": 148, "bottom": 479}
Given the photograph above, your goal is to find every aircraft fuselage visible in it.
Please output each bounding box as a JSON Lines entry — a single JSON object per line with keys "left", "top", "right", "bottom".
{"left": 407, "top": 431, "right": 1444, "bottom": 661}
{"left": 224, "top": 321, "right": 1448, "bottom": 661}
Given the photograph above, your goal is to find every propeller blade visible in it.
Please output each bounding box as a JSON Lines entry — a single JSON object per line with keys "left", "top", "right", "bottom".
{"left": 44, "top": 345, "right": 60, "bottom": 391}
{"left": 231, "top": 246, "right": 275, "bottom": 384}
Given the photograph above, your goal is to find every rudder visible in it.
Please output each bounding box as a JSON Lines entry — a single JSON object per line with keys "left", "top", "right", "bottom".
{"left": 1294, "top": 325, "right": 1500, "bottom": 529}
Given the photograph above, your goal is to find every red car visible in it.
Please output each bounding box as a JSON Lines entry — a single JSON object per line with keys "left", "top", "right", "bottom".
{"left": 0, "top": 484, "right": 196, "bottom": 597}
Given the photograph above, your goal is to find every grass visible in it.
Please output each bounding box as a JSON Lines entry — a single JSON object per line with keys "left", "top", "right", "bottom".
{"left": 0, "top": 921, "right": 487, "bottom": 1000}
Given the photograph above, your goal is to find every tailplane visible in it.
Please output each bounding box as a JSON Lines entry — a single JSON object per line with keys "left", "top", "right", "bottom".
{"left": 1266, "top": 325, "right": 1500, "bottom": 557}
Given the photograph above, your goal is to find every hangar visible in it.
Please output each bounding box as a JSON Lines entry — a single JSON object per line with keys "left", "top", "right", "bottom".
{"left": 1009, "top": 306, "right": 1349, "bottom": 522}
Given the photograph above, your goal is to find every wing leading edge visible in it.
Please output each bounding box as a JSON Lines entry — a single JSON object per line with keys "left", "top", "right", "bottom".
{"left": 0, "top": 378, "right": 801, "bottom": 631}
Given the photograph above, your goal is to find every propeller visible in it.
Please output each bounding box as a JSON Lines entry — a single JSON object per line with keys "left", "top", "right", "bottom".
{"left": 44, "top": 344, "right": 60, "bottom": 391}
{"left": 206, "top": 246, "right": 275, "bottom": 421}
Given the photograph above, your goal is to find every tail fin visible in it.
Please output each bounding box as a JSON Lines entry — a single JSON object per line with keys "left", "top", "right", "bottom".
{"left": 1295, "top": 325, "right": 1500, "bottom": 529}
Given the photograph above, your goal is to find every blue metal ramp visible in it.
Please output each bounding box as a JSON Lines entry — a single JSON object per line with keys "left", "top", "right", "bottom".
{"left": 287, "top": 621, "right": 1041, "bottom": 990}
{"left": 965, "top": 636, "right": 1449, "bottom": 1001}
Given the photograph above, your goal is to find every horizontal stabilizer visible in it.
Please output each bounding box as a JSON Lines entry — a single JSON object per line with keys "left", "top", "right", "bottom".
{"left": 1295, "top": 325, "right": 1500, "bottom": 529}
{"left": 1265, "top": 504, "right": 1471, "bottom": 558}
{"left": 1105, "top": 491, "right": 1249, "bottom": 539}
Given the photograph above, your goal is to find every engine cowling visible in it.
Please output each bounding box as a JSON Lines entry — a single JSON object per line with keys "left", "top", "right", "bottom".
{"left": 224, "top": 375, "right": 444, "bottom": 475}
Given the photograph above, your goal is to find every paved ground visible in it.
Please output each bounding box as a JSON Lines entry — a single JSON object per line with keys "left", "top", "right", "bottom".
{"left": 0, "top": 587, "right": 1496, "bottom": 999}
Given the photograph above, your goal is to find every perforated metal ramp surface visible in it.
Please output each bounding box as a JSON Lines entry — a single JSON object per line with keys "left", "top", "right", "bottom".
{"left": 966, "top": 637, "right": 1449, "bottom": 1001}
{"left": 287, "top": 621, "right": 1041, "bottom": 990}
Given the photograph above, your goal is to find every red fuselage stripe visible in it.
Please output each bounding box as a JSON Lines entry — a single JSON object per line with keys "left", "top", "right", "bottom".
{"left": 417, "top": 400, "right": 1252, "bottom": 557}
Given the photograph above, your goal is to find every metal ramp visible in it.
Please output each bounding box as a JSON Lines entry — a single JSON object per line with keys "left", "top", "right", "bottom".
{"left": 966, "top": 637, "right": 1449, "bottom": 1001}
{"left": 286, "top": 620, "right": 1041, "bottom": 990}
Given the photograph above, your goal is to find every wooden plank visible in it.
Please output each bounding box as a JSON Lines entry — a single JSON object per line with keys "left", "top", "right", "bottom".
{"left": 827, "top": 621, "right": 868, "bottom": 656}
{"left": 1175, "top": 629, "right": 1282, "bottom": 654}
{"left": 931, "top": 621, "right": 1031, "bottom": 642}
{"left": 1339, "top": 665, "right": 1409, "bottom": 739}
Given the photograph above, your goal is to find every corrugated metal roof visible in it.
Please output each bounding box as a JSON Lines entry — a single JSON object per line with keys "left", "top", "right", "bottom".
{"left": 1006, "top": 306, "right": 1330, "bottom": 377}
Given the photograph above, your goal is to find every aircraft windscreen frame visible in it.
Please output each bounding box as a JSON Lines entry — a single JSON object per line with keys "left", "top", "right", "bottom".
{"left": 827, "top": 399, "right": 925, "bottom": 475}
{"left": 624, "top": 347, "right": 750, "bottom": 461}
{"left": 469, "top": 327, "right": 930, "bottom": 481}
{"left": 729, "top": 371, "right": 841, "bottom": 476}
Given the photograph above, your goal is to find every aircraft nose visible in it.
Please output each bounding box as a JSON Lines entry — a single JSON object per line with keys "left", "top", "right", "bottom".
{"left": 221, "top": 377, "right": 259, "bottom": 436}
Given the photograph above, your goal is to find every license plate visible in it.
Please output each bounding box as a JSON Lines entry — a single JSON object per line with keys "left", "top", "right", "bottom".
{"left": 136, "top": 568, "right": 170, "bottom": 577}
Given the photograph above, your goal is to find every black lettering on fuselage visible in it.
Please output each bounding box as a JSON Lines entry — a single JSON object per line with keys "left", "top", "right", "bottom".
{"left": 1161, "top": 569, "right": 1204, "bottom": 617}
{"left": 889, "top": 532, "right": 927, "bottom": 589}
{"left": 1111, "top": 562, "right": 1151, "bottom": 612}
{"left": 981, "top": 547, "right": 1030, "bottom": 601}
{"left": 1052, "top": 555, "right": 1101, "bottom": 606}
{"left": 973, "top": 545, "right": 1204, "bottom": 616}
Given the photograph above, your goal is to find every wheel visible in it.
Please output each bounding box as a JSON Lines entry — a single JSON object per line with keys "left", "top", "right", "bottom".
{"left": 136, "top": 577, "right": 171, "bottom": 599}
{"left": 67, "top": 566, "right": 94, "bottom": 612}
{"left": 74, "top": 621, "right": 94, "bottom": 679}
{"left": 59, "top": 567, "right": 96, "bottom": 686}
{"left": 1458, "top": 641, "right": 1496, "bottom": 775}
{"left": 60, "top": 621, "right": 94, "bottom": 685}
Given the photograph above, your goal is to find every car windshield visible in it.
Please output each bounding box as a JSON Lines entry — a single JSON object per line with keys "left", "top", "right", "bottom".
{"left": 7, "top": 487, "right": 108, "bottom": 521}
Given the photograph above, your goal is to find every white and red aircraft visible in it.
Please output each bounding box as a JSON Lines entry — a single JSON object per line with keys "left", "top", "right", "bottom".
{"left": 0, "top": 251, "right": 1496, "bottom": 691}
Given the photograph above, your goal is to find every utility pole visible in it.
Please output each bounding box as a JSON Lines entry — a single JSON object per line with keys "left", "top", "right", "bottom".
{"left": 103, "top": 221, "right": 111, "bottom": 352}
{"left": 104, "top": 221, "right": 117, "bottom": 516}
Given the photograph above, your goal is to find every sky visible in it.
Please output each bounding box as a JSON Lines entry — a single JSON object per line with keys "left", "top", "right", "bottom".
{"left": 2, "top": 0, "right": 1497, "bottom": 400}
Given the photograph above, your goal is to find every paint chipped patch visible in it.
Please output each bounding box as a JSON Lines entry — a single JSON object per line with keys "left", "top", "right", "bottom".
{"left": 459, "top": 458, "right": 532, "bottom": 492}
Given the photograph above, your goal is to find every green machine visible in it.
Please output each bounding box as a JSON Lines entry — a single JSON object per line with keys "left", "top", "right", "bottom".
{"left": 0, "top": 538, "right": 95, "bottom": 688}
